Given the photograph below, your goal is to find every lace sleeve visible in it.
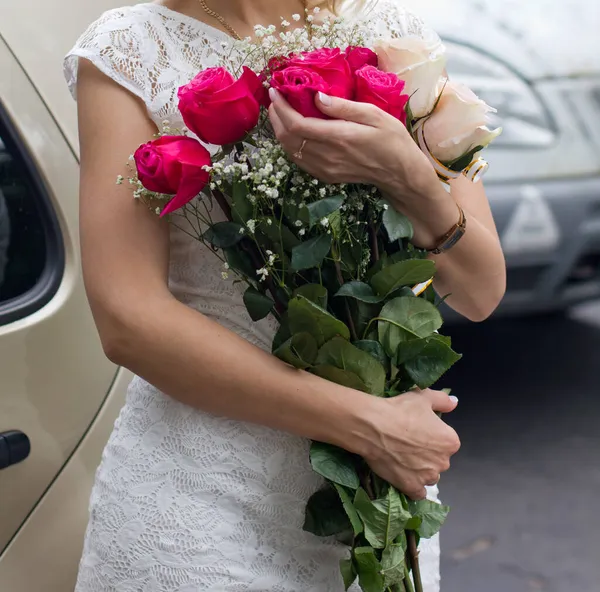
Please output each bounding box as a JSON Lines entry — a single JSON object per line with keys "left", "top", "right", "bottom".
{"left": 63, "top": 7, "right": 147, "bottom": 102}
{"left": 376, "top": 1, "right": 442, "bottom": 44}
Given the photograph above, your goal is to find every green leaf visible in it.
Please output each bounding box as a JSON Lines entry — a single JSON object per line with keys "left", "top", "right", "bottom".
{"left": 315, "top": 336, "right": 386, "bottom": 396}
{"left": 381, "top": 543, "right": 406, "bottom": 587}
{"left": 395, "top": 338, "right": 428, "bottom": 366}
{"left": 288, "top": 295, "right": 350, "bottom": 347}
{"left": 258, "top": 219, "right": 300, "bottom": 251}
{"left": 340, "top": 558, "right": 357, "bottom": 591}
{"left": 444, "top": 144, "right": 485, "bottom": 172}
{"left": 272, "top": 312, "right": 291, "bottom": 353}
{"left": 307, "top": 195, "right": 345, "bottom": 228}
{"left": 405, "top": 516, "right": 423, "bottom": 531}
{"left": 352, "top": 300, "right": 383, "bottom": 341}
{"left": 377, "top": 297, "right": 443, "bottom": 358}
{"left": 304, "top": 487, "right": 351, "bottom": 537}
{"left": 334, "top": 484, "right": 363, "bottom": 536}
{"left": 404, "top": 334, "right": 462, "bottom": 389}
{"left": 242, "top": 287, "right": 274, "bottom": 321}
{"left": 291, "top": 234, "right": 332, "bottom": 271}
{"left": 354, "top": 487, "right": 411, "bottom": 549}
{"left": 335, "top": 281, "right": 383, "bottom": 304}
{"left": 371, "top": 260, "right": 436, "bottom": 298}
{"left": 294, "top": 284, "right": 328, "bottom": 309}
{"left": 408, "top": 499, "right": 450, "bottom": 539}
{"left": 273, "top": 332, "right": 318, "bottom": 369}
{"left": 283, "top": 198, "right": 309, "bottom": 228}
{"left": 382, "top": 204, "right": 414, "bottom": 241}
{"left": 353, "top": 547, "right": 385, "bottom": 592}
{"left": 224, "top": 246, "right": 255, "bottom": 279}
{"left": 203, "top": 221, "right": 244, "bottom": 249}
{"left": 353, "top": 340, "right": 389, "bottom": 371}
{"left": 309, "top": 442, "right": 360, "bottom": 490}
{"left": 231, "top": 179, "right": 252, "bottom": 224}
{"left": 311, "top": 365, "right": 369, "bottom": 392}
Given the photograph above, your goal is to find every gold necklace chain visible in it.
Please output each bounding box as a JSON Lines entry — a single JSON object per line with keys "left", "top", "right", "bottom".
{"left": 198, "top": 0, "right": 308, "bottom": 41}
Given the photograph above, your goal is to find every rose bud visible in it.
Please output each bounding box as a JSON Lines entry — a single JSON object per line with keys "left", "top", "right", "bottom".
{"left": 374, "top": 32, "right": 447, "bottom": 118}
{"left": 355, "top": 65, "right": 409, "bottom": 124}
{"left": 178, "top": 67, "right": 262, "bottom": 146}
{"left": 134, "top": 136, "right": 212, "bottom": 216}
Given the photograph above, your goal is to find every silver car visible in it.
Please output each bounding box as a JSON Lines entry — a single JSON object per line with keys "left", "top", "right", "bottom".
{"left": 410, "top": 0, "right": 600, "bottom": 317}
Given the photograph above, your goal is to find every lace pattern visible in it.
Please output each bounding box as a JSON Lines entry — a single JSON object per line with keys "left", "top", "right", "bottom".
{"left": 65, "top": 3, "right": 441, "bottom": 590}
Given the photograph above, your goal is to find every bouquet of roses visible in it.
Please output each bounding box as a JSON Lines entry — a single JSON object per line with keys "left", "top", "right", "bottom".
{"left": 126, "top": 10, "right": 501, "bottom": 592}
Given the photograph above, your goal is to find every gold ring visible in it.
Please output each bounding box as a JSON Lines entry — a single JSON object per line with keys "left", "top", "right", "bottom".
{"left": 293, "top": 139, "right": 307, "bottom": 160}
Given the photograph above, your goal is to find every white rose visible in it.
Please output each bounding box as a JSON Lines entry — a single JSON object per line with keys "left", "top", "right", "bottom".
{"left": 373, "top": 31, "right": 446, "bottom": 118}
{"left": 422, "top": 81, "right": 502, "bottom": 164}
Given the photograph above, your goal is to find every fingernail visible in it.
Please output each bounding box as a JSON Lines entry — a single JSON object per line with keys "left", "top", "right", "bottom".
{"left": 449, "top": 395, "right": 459, "bottom": 405}
{"left": 269, "top": 87, "right": 279, "bottom": 102}
{"left": 318, "top": 91, "right": 332, "bottom": 106}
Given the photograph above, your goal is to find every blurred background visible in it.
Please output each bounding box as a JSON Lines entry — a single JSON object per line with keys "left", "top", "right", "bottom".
{"left": 0, "top": 0, "right": 599, "bottom": 591}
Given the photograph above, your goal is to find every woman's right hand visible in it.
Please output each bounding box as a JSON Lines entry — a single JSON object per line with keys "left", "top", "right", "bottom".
{"left": 356, "top": 389, "right": 461, "bottom": 500}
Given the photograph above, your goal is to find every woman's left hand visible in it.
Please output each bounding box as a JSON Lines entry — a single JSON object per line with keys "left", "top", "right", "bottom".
{"left": 268, "top": 88, "right": 441, "bottom": 204}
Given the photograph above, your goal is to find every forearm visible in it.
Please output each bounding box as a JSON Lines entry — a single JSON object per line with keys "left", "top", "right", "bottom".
{"left": 384, "top": 181, "right": 506, "bottom": 322}
{"left": 105, "top": 295, "right": 374, "bottom": 452}
{"left": 428, "top": 203, "right": 506, "bottom": 321}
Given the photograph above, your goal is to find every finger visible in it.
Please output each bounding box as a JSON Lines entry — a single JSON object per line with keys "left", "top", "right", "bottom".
{"left": 268, "top": 106, "right": 287, "bottom": 142}
{"left": 424, "top": 472, "right": 441, "bottom": 486}
{"left": 421, "top": 389, "right": 459, "bottom": 414}
{"left": 315, "top": 92, "right": 385, "bottom": 126}
{"left": 406, "top": 487, "right": 427, "bottom": 501}
{"left": 269, "top": 88, "right": 344, "bottom": 140}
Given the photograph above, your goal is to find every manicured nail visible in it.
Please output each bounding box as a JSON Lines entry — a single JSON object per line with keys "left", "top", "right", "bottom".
{"left": 269, "top": 87, "right": 279, "bottom": 102}
{"left": 449, "top": 395, "right": 459, "bottom": 405}
{"left": 318, "top": 91, "right": 332, "bottom": 106}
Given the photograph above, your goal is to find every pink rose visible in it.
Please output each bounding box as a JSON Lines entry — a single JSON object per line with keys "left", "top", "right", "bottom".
{"left": 270, "top": 67, "right": 330, "bottom": 119}
{"left": 355, "top": 65, "right": 409, "bottom": 124}
{"left": 345, "top": 46, "right": 378, "bottom": 72}
{"left": 287, "top": 48, "right": 354, "bottom": 99}
{"left": 134, "top": 136, "right": 212, "bottom": 216}
{"left": 178, "top": 67, "right": 262, "bottom": 145}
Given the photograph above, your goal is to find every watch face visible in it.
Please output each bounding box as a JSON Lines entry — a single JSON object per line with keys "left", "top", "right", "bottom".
{"left": 444, "top": 227, "right": 466, "bottom": 251}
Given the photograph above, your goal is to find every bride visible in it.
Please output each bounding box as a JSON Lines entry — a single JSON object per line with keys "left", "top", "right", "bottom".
{"left": 65, "top": 0, "right": 506, "bottom": 590}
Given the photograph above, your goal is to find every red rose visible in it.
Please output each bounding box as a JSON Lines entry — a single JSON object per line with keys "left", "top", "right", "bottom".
{"left": 271, "top": 67, "right": 330, "bottom": 119}
{"left": 288, "top": 48, "right": 354, "bottom": 99}
{"left": 355, "top": 65, "right": 409, "bottom": 124}
{"left": 178, "top": 67, "right": 262, "bottom": 145}
{"left": 345, "top": 46, "right": 379, "bottom": 72}
{"left": 134, "top": 136, "right": 212, "bottom": 216}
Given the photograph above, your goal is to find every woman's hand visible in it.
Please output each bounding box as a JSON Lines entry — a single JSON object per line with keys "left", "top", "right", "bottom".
{"left": 268, "top": 88, "right": 442, "bottom": 204}
{"left": 354, "top": 389, "right": 461, "bottom": 500}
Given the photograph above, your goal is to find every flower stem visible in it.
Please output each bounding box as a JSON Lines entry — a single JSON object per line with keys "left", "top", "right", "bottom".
{"left": 334, "top": 259, "right": 358, "bottom": 341}
{"left": 404, "top": 564, "right": 416, "bottom": 592}
{"left": 406, "top": 531, "right": 424, "bottom": 592}
{"left": 369, "top": 222, "right": 380, "bottom": 264}
{"left": 212, "top": 189, "right": 232, "bottom": 221}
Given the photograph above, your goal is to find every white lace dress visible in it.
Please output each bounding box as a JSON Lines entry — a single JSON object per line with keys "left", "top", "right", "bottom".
{"left": 65, "top": 3, "right": 441, "bottom": 591}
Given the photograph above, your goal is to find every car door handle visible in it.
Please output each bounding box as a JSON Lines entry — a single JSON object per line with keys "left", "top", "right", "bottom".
{"left": 0, "top": 430, "right": 31, "bottom": 469}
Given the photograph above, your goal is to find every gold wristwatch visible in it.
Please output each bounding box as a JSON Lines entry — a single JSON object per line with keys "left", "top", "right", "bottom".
{"left": 427, "top": 204, "right": 467, "bottom": 255}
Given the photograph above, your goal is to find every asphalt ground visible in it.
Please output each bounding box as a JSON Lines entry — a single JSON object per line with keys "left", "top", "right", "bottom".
{"left": 439, "top": 302, "right": 600, "bottom": 592}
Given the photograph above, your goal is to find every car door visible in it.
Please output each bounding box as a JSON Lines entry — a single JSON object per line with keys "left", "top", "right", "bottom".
{"left": 0, "top": 35, "right": 117, "bottom": 553}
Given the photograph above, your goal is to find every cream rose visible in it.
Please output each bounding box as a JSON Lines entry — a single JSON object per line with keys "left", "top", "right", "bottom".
{"left": 422, "top": 81, "right": 502, "bottom": 164}
{"left": 373, "top": 31, "right": 446, "bottom": 118}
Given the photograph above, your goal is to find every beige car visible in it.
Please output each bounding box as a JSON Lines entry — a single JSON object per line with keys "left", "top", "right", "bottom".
{"left": 0, "top": 1, "right": 133, "bottom": 590}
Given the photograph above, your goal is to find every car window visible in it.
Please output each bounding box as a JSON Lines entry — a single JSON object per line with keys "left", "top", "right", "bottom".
{"left": 0, "top": 103, "right": 64, "bottom": 325}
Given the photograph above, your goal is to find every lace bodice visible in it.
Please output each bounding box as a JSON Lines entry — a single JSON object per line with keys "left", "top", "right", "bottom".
{"left": 65, "top": 4, "right": 441, "bottom": 591}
